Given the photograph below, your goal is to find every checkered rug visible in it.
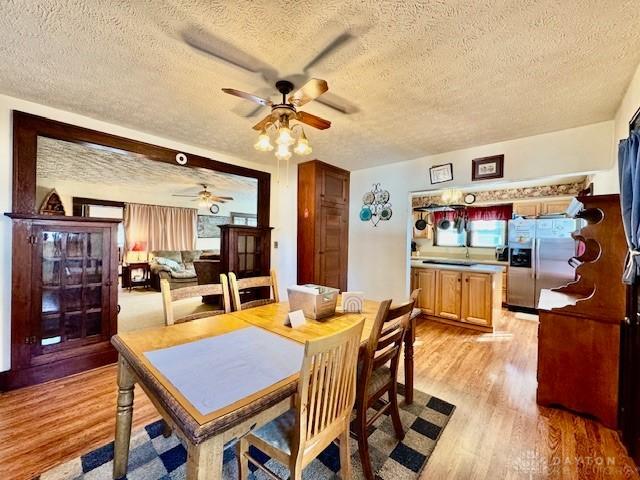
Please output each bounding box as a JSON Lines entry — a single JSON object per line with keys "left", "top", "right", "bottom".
{"left": 39, "top": 385, "right": 454, "bottom": 480}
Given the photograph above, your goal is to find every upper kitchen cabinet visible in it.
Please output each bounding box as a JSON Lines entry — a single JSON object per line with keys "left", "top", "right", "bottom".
{"left": 297, "top": 160, "right": 350, "bottom": 291}
{"left": 513, "top": 198, "right": 572, "bottom": 217}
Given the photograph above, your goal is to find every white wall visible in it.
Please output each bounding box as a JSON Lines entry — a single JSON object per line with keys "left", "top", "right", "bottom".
{"left": 592, "top": 62, "right": 640, "bottom": 194}
{"left": 348, "top": 121, "right": 614, "bottom": 301}
{"left": 0, "top": 93, "right": 297, "bottom": 372}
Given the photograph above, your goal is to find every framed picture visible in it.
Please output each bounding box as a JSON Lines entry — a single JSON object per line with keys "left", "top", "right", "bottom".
{"left": 429, "top": 163, "right": 453, "bottom": 184}
{"left": 197, "top": 215, "right": 231, "bottom": 238}
{"left": 472, "top": 154, "right": 504, "bottom": 181}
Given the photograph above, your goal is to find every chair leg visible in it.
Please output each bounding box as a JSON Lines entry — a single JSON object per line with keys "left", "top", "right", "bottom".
{"left": 338, "top": 426, "right": 352, "bottom": 479}
{"left": 289, "top": 461, "right": 303, "bottom": 480}
{"left": 389, "top": 382, "right": 405, "bottom": 441}
{"left": 356, "top": 411, "right": 375, "bottom": 480}
{"left": 237, "top": 436, "right": 249, "bottom": 480}
{"left": 161, "top": 420, "right": 172, "bottom": 438}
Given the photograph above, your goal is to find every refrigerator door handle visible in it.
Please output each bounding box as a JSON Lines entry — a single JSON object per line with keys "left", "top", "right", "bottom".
{"left": 535, "top": 238, "right": 541, "bottom": 279}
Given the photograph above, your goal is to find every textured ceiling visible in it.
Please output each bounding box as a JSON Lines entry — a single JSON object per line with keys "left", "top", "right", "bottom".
{"left": 2, "top": 1, "right": 640, "bottom": 171}
{"left": 36, "top": 137, "right": 257, "bottom": 204}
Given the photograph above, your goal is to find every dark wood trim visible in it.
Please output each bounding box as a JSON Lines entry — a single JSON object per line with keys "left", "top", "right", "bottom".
{"left": 10, "top": 110, "right": 271, "bottom": 227}
{"left": 4, "top": 212, "right": 121, "bottom": 223}
{"left": 72, "top": 197, "right": 126, "bottom": 217}
{"left": 472, "top": 154, "right": 504, "bottom": 181}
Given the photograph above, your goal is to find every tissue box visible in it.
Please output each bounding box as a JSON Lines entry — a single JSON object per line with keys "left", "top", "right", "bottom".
{"left": 287, "top": 284, "right": 339, "bottom": 320}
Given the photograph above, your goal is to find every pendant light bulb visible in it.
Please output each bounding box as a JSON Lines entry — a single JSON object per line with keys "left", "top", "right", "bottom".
{"left": 294, "top": 129, "right": 312, "bottom": 155}
{"left": 254, "top": 130, "right": 273, "bottom": 152}
{"left": 275, "top": 143, "right": 292, "bottom": 161}
{"left": 276, "top": 126, "right": 295, "bottom": 146}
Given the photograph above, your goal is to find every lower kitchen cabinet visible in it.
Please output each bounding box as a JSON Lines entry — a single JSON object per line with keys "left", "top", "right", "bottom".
{"left": 436, "top": 270, "right": 462, "bottom": 320}
{"left": 411, "top": 265, "right": 502, "bottom": 332}
{"left": 415, "top": 268, "right": 436, "bottom": 315}
{"left": 461, "top": 272, "right": 493, "bottom": 326}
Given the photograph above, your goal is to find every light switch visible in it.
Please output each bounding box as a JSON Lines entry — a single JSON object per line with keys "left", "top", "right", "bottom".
{"left": 274, "top": 241, "right": 279, "bottom": 249}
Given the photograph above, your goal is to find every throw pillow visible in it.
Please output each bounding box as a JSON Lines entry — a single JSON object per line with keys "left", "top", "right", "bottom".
{"left": 155, "top": 257, "right": 182, "bottom": 272}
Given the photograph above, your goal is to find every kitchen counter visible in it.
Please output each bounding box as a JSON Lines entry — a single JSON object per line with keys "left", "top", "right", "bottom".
{"left": 410, "top": 260, "right": 505, "bottom": 274}
{"left": 411, "top": 255, "right": 508, "bottom": 267}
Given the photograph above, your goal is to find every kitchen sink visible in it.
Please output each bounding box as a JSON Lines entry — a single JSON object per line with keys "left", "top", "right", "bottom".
{"left": 421, "top": 259, "right": 475, "bottom": 266}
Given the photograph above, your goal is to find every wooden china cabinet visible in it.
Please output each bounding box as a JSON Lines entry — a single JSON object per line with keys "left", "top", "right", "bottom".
{"left": 2, "top": 214, "right": 119, "bottom": 389}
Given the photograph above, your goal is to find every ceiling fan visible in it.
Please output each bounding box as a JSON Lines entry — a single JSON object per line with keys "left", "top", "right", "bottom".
{"left": 222, "top": 78, "right": 331, "bottom": 161}
{"left": 172, "top": 184, "right": 233, "bottom": 205}
{"left": 182, "top": 28, "right": 358, "bottom": 117}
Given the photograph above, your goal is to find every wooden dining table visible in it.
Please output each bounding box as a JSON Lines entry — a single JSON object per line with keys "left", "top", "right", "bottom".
{"left": 110, "top": 299, "right": 416, "bottom": 480}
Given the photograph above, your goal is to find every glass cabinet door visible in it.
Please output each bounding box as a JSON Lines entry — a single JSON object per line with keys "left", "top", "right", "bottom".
{"left": 35, "top": 227, "right": 109, "bottom": 353}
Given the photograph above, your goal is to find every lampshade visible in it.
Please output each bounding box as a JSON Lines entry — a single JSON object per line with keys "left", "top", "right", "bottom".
{"left": 131, "top": 241, "right": 146, "bottom": 252}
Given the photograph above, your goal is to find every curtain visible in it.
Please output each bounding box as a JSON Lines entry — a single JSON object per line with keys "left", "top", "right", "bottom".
{"left": 619, "top": 130, "right": 640, "bottom": 284}
{"left": 432, "top": 204, "right": 512, "bottom": 224}
{"left": 123, "top": 203, "right": 197, "bottom": 253}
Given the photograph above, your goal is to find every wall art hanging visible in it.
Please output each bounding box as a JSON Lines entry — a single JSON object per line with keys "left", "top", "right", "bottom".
{"left": 360, "top": 183, "right": 392, "bottom": 227}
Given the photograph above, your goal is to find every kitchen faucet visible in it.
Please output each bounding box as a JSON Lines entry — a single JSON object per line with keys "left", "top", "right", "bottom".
{"left": 465, "top": 245, "right": 470, "bottom": 259}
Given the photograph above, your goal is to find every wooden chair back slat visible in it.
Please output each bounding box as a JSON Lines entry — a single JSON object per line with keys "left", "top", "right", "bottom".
{"left": 160, "top": 275, "right": 230, "bottom": 326}
{"left": 296, "top": 320, "right": 364, "bottom": 445}
{"left": 229, "top": 270, "right": 279, "bottom": 311}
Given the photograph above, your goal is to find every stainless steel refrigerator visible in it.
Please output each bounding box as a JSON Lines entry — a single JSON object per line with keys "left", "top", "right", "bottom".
{"left": 507, "top": 217, "right": 578, "bottom": 309}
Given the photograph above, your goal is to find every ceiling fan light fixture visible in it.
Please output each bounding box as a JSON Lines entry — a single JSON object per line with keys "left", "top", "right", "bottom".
{"left": 254, "top": 129, "right": 273, "bottom": 151}
{"left": 294, "top": 129, "right": 312, "bottom": 155}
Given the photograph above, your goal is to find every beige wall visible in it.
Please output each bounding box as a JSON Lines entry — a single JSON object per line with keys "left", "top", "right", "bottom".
{"left": 0, "top": 93, "right": 297, "bottom": 372}
{"left": 348, "top": 121, "right": 614, "bottom": 301}
{"left": 592, "top": 61, "right": 640, "bottom": 194}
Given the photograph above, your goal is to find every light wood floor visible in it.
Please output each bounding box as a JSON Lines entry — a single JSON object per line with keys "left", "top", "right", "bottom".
{"left": 0, "top": 310, "right": 637, "bottom": 479}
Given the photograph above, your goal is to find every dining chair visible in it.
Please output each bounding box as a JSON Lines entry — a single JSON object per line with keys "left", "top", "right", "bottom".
{"left": 160, "top": 274, "right": 231, "bottom": 326}
{"left": 228, "top": 269, "right": 279, "bottom": 311}
{"left": 352, "top": 297, "right": 416, "bottom": 480}
{"left": 237, "top": 319, "right": 365, "bottom": 480}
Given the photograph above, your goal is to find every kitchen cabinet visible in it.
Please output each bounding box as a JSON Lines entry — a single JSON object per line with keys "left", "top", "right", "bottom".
{"left": 414, "top": 268, "right": 436, "bottom": 315}
{"left": 513, "top": 198, "right": 572, "bottom": 218}
{"left": 539, "top": 199, "right": 572, "bottom": 215}
{"left": 436, "top": 270, "right": 462, "bottom": 320}
{"left": 411, "top": 264, "right": 502, "bottom": 332}
{"left": 461, "top": 272, "right": 493, "bottom": 326}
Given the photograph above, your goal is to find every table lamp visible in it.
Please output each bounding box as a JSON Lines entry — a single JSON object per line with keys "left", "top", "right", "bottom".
{"left": 129, "top": 241, "right": 147, "bottom": 263}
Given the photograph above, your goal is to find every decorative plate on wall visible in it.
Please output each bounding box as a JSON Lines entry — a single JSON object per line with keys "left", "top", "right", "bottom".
{"left": 360, "top": 183, "right": 392, "bottom": 227}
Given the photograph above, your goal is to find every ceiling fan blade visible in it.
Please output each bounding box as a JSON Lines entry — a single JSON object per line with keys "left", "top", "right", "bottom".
{"left": 222, "top": 88, "right": 272, "bottom": 107}
{"left": 288, "top": 78, "right": 328, "bottom": 107}
{"left": 253, "top": 114, "right": 273, "bottom": 131}
{"left": 303, "top": 32, "right": 355, "bottom": 73}
{"left": 315, "top": 91, "right": 359, "bottom": 114}
{"left": 297, "top": 111, "right": 331, "bottom": 130}
{"left": 181, "top": 29, "right": 278, "bottom": 83}
{"left": 172, "top": 194, "right": 199, "bottom": 197}
{"left": 211, "top": 196, "right": 234, "bottom": 201}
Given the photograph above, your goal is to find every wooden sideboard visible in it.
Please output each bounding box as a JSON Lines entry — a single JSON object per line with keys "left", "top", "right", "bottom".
{"left": 297, "top": 160, "right": 350, "bottom": 291}
{"left": 537, "top": 194, "right": 626, "bottom": 428}
{"left": 410, "top": 264, "right": 503, "bottom": 332}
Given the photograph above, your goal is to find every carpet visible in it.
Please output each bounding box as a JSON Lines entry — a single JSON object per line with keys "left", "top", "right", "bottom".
{"left": 39, "top": 385, "right": 454, "bottom": 480}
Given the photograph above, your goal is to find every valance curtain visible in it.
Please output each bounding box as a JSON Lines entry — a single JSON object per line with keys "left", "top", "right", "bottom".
{"left": 432, "top": 204, "right": 513, "bottom": 224}
{"left": 619, "top": 130, "right": 640, "bottom": 284}
{"left": 123, "top": 203, "right": 197, "bottom": 253}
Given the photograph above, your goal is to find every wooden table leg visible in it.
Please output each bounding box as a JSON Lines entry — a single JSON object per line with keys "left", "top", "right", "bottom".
{"left": 404, "top": 316, "right": 416, "bottom": 405}
{"left": 113, "top": 355, "right": 135, "bottom": 479}
{"left": 187, "top": 435, "right": 224, "bottom": 480}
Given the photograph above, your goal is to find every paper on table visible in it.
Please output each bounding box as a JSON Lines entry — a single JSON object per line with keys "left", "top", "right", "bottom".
{"left": 144, "top": 327, "right": 304, "bottom": 416}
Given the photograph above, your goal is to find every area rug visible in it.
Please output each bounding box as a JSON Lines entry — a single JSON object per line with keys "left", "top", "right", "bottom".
{"left": 39, "top": 385, "right": 454, "bottom": 480}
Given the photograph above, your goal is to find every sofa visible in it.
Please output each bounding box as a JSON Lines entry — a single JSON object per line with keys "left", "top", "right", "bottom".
{"left": 148, "top": 249, "right": 218, "bottom": 290}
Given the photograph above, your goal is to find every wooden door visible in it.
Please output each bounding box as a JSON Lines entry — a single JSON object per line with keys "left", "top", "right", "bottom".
{"left": 513, "top": 202, "right": 540, "bottom": 217}
{"left": 461, "top": 272, "right": 492, "bottom": 326}
{"left": 417, "top": 269, "right": 437, "bottom": 315}
{"left": 30, "top": 226, "right": 114, "bottom": 364}
{"left": 318, "top": 204, "right": 348, "bottom": 290}
{"left": 436, "top": 270, "right": 461, "bottom": 320}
